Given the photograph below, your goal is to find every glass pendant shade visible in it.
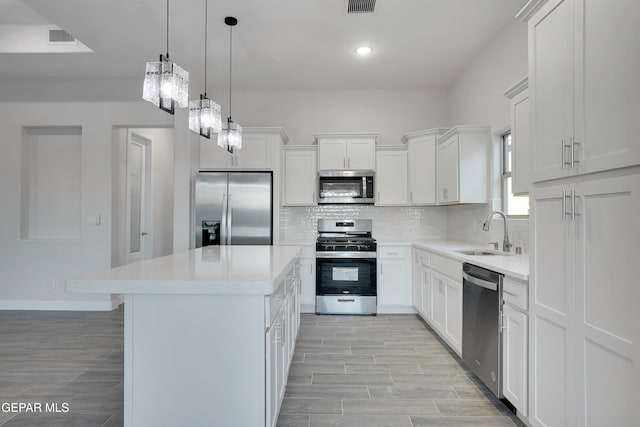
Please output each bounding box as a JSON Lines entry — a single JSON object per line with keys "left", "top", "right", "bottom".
{"left": 217, "top": 120, "right": 242, "bottom": 150}
{"left": 143, "top": 55, "right": 189, "bottom": 114}
{"left": 189, "top": 95, "right": 222, "bottom": 138}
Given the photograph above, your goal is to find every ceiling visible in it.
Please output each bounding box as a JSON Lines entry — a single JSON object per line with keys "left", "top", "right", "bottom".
{"left": 0, "top": 0, "right": 526, "bottom": 90}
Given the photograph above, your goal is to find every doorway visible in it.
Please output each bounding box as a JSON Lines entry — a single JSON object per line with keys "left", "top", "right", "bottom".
{"left": 126, "top": 132, "right": 152, "bottom": 264}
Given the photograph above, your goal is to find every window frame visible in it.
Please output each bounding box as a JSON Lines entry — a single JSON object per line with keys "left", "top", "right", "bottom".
{"left": 501, "top": 130, "right": 529, "bottom": 218}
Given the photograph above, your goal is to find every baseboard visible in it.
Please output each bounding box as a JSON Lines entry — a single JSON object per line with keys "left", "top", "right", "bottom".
{"left": 302, "top": 303, "right": 417, "bottom": 315}
{"left": 0, "top": 299, "right": 119, "bottom": 311}
{"left": 376, "top": 304, "right": 417, "bottom": 314}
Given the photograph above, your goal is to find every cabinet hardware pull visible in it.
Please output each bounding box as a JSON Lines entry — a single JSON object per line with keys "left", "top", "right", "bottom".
{"left": 348, "top": 157, "right": 351, "bottom": 168}
{"left": 571, "top": 189, "right": 580, "bottom": 221}
{"left": 338, "top": 298, "right": 355, "bottom": 303}
{"left": 562, "top": 139, "right": 566, "bottom": 169}
{"left": 571, "top": 137, "right": 580, "bottom": 166}
{"left": 387, "top": 252, "right": 398, "bottom": 255}
{"left": 312, "top": 191, "right": 315, "bottom": 202}
{"left": 343, "top": 157, "right": 346, "bottom": 168}
{"left": 562, "top": 189, "right": 566, "bottom": 219}
{"left": 562, "top": 139, "right": 572, "bottom": 168}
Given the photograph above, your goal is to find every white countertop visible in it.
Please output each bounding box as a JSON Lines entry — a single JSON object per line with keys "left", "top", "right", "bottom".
{"left": 411, "top": 240, "right": 529, "bottom": 281}
{"left": 66, "top": 245, "right": 302, "bottom": 295}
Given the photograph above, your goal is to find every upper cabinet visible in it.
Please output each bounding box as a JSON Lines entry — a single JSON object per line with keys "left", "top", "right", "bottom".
{"left": 200, "top": 127, "right": 289, "bottom": 170}
{"left": 524, "top": 0, "right": 640, "bottom": 182}
{"left": 402, "top": 128, "right": 448, "bottom": 205}
{"left": 504, "top": 78, "right": 531, "bottom": 195}
{"left": 375, "top": 147, "right": 408, "bottom": 206}
{"left": 282, "top": 146, "right": 317, "bottom": 206}
{"left": 436, "top": 126, "right": 490, "bottom": 205}
{"left": 314, "top": 133, "right": 377, "bottom": 171}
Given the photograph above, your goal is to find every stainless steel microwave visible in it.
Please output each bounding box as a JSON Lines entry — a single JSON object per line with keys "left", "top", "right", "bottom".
{"left": 318, "top": 170, "right": 375, "bottom": 204}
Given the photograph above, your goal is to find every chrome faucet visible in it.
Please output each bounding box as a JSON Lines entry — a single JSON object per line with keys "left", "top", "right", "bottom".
{"left": 482, "top": 210, "right": 512, "bottom": 252}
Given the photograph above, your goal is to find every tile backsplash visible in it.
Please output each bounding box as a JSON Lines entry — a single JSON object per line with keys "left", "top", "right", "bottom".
{"left": 446, "top": 204, "right": 530, "bottom": 253}
{"left": 280, "top": 206, "right": 447, "bottom": 242}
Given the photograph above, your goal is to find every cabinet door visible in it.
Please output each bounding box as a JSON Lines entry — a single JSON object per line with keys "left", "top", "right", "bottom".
{"left": 529, "top": 0, "right": 574, "bottom": 182}
{"left": 574, "top": 0, "right": 640, "bottom": 174}
{"left": 437, "top": 136, "right": 459, "bottom": 203}
{"left": 420, "top": 265, "right": 432, "bottom": 321}
{"left": 430, "top": 271, "right": 446, "bottom": 334}
{"left": 502, "top": 304, "right": 528, "bottom": 416}
{"left": 409, "top": 136, "right": 436, "bottom": 204}
{"left": 237, "top": 133, "right": 271, "bottom": 169}
{"left": 283, "top": 150, "right": 317, "bottom": 206}
{"left": 378, "top": 258, "right": 410, "bottom": 307}
{"left": 411, "top": 249, "right": 422, "bottom": 312}
{"left": 318, "top": 140, "right": 346, "bottom": 170}
{"left": 530, "top": 183, "right": 574, "bottom": 427}
{"left": 265, "top": 319, "right": 280, "bottom": 427}
{"left": 276, "top": 309, "right": 286, "bottom": 404}
{"left": 298, "top": 258, "right": 315, "bottom": 310}
{"left": 444, "top": 276, "right": 462, "bottom": 354}
{"left": 346, "top": 139, "right": 376, "bottom": 170}
{"left": 375, "top": 151, "right": 408, "bottom": 205}
{"left": 200, "top": 139, "right": 234, "bottom": 169}
{"left": 511, "top": 89, "right": 531, "bottom": 195}
{"left": 574, "top": 175, "right": 639, "bottom": 426}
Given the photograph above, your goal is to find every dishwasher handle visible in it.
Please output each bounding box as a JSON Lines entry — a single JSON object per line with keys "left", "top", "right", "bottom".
{"left": 463, "top": 272, "right": 498, "bottom": 291}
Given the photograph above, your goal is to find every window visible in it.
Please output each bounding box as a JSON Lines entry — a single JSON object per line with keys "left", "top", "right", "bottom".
{"left": 502, "top": 131, "right": 529, "bottom": 216}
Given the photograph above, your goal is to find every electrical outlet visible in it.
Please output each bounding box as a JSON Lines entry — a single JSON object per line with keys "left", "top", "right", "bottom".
{"left": 51, "top": 279, "right": 60, "bottom": 289}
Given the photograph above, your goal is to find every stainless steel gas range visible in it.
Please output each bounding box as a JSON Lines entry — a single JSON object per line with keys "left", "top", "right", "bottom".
{"left": 315, "top": 219, "right": 377, "bottom": 315}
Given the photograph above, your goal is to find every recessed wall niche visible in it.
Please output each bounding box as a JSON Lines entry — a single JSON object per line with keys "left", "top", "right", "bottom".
{"left": 20, "top": 126, "right": 82, "bottom": 240}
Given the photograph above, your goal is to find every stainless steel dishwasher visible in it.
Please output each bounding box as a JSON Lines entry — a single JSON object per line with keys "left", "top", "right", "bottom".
{"left": 462, "top": 262, "right": 503, "bottom": 398}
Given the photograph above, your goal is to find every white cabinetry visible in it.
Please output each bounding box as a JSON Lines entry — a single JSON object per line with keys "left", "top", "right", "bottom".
{"left": 415, "top": 251, "right": 462, "bottom": 356}
{"left": 265, "top": 262, "right": 300, "bottom": 427}
{"left": 375, "top": 147, "right": 408, "bottom": 206}
{"left": 525, "top": 0, "right": 640, "bottom": 182}
{"left": 411, "top": 249, "right": 422, "bottom": 313}
{"left": 502, "top": 276, "right": 529, "bottom": 416}
{"left": 200, "top": 127, "right": 289, "bottom": 170}
{"left": 282, "top": 147, "right": 317, "bottom": 206}
{"left": 297, "top": 246, "right": 316, "bottom": 313}
{"left": 529, "top": 174, "right": 639, "bottom": 427}
{"left": 402, "top": 128, "right": 448, "bottom": 205}
{"left": 315, "top": 133, "right": 377, "bottom": 171}
{"left": 436, "top": 126, "right": 490, "bottom": 205}
{"left": 504, "top": 78, "right": 531, "bottom": 195}
{"left": 377, "top": 245, "right": 413, "bottom": 313}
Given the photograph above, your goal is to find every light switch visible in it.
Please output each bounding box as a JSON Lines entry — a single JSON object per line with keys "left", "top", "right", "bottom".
{"left": 87, "top": 215, "right": 101, "bottom": 226}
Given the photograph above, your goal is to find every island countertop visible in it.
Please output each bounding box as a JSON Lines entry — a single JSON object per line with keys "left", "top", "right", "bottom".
{"left": 66, "top": 245, "right": 303, "bottom": 296}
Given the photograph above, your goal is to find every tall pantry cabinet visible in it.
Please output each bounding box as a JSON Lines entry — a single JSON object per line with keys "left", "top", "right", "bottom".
{"left": 519, "top": 1, "right": 640, "bottom": 426}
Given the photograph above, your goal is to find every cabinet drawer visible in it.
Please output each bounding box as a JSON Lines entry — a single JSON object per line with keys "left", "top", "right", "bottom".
{"left": 265, "top": 282, "right": 285, "bottom": 326}
{"left": 378, "top": 246, "right": 408, "bottom": 259}
{"left": 502, "top": 277, "right": 528, "bottom": 311}
{"left": 431, "top": 254, "right": 462, "bottom": 282}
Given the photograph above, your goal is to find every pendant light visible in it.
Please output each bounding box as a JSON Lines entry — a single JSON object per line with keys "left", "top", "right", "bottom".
{"left": 142, "top": 0, "right": 189, "bottom": 114}
{"left": 217, "top": 16, "right": 242, "bottom": 152}
{"left": 188, "top": 0, "right": 222, "bottom": 138}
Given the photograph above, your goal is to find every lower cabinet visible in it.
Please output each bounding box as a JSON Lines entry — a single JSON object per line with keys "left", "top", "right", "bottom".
{"left": 377, "top": 245, "right": 413, "bottom": 313}
{"left": 265, "top": 262, "right": 300, "bottom": 427}
{"left": 411, "top": 249, "right": 422, "bottom": 312}
{"left": 412, "top": 249, "right": 462, "bottom": 356}
{"left": 503, "top": 304, "right": 528, "bottom": 415}
{"left": 298, "top": 248, "right": 315, "bottom": 313}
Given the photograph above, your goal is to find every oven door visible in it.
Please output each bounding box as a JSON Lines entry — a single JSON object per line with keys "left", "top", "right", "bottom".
{"left": 315, "top": 256, "right": 377, "bottom": 314}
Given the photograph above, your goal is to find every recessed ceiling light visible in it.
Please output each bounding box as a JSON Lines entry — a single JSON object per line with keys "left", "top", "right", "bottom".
{"left": 356, "top": 46, "right": 372, "bottom": 56}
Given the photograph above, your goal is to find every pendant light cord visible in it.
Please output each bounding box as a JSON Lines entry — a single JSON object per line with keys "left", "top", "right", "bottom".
{"left": 228, "top": 23, "right": 233, "bottom": 121}
{"left": 203, "top": 0, "right": 208, "bottom": 95}
{"left": 165, "top": 0, "right": 170, "bottom": 59}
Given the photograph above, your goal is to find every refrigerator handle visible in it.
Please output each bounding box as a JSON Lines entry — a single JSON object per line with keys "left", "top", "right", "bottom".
{"left": 221, "top": 195, "right": 228, "bottom": 246}
{"left": 227, "top": 195, "right": 233, "bottom": 245}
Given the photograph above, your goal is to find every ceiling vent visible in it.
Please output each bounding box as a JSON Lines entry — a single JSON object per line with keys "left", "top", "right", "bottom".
{"left": 346, "top": 0, "right": 376, "bottom": 14}
{"left": 49, "top": 29, "right": 76, "bottom": 43}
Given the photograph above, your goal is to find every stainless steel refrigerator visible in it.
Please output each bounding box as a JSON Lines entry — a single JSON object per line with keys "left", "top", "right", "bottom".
{"left": 194, "top": 172, "right": 273, "bottom": 247}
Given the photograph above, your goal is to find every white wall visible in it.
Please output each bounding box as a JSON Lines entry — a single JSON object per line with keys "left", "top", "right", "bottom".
{"left": 0, "top": 102, "right": 174, "bottom": 310}
{"left": 445, "top": 18, "right": 529, "bottom": 250}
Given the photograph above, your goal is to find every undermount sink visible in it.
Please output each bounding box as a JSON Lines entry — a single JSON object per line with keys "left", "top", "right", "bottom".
{"left": 454, "top": 249, "right": 513, "bottom": 256}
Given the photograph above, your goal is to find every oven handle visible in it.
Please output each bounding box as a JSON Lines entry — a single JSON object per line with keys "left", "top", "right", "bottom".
{"left": 463, "top": 272, "right": 498, "bottom": 291}
{"left": 337, "top": 298, "right": 356, "bottom": 303}
{"left": 316, "top": 252, "right": 377, "bottom": 259}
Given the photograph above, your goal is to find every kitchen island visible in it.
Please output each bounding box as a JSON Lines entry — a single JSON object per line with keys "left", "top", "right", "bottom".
{"left": 66, "top": 245, "right": 302, "bottom": 427}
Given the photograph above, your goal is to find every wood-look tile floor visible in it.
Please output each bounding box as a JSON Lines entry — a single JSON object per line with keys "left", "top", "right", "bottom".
{"left": 0, "top": 308, "right": 524, "bottom": 427}
{"left": 277, "top": 314, "right": 525, "bottom": 427}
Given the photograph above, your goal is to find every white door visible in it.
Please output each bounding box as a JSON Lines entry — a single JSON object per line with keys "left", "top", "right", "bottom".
{"left": 375, "top": 151, "right": 408, "bottom": 205}
{"left": 318, "top": 140, "right": 346, "bottom": 170}
{"left": 409, "top": 136, "right": 437, "bottom": 204}
{"left": 437, "top": 136, "right": 459, "bottom": 203}
{"left": 502, "top": 304, "right": 528, "bottom": 415}
{"left": 284, "top": 150, "right": 317, "bottom": 206}
{"left": 346, "top": 139, "right": 375, "bottom": 170}
{"left": 126, "top": 133, "right": 151, "bottom": 264}
{"left": 444, "top": 276, "right": 462, "bottom": 354}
